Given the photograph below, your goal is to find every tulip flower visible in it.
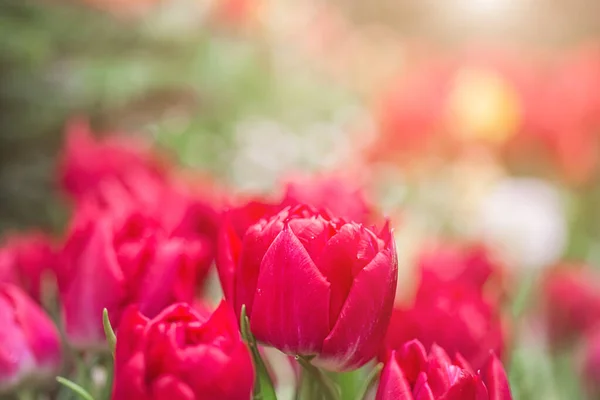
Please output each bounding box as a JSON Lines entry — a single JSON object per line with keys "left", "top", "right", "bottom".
{"left": 417, "top": 242, "right": 505, "bottom": 297}
{"left": 111, "top": 301, "right": 254, "bottom": 400}
{"left": 0, "top": 284, "right": 61, "bottom": 391}
{"left": 542, "top": 265, "right": 600, "bottom": 345}
{"left": 376, "top": 339, "right": 512, "bottom": 400}
{"left": 0, "top": 232, "right": 56, "bottom": 303}
{"left": 217, "top": 204, "right": 398, "bottom": 371}
{"left": 57, "top": 209, "right": 203, "bottom": 349}
{"left": 384, "top": 283, "right": 506, "bottom": 371}
{"left": 59, "top": 118, "right": 168, "bottom": 204}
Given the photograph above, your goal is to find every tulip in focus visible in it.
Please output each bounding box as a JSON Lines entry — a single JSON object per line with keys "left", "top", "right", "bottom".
{"left": 0, "top": 232, "right": 56, "bottom": 303}
{"left": 217, "top": 204, "right": 398, "bottom": 371}
{"left": 111, "top": 301, "right": 254, "bottom": 400}
{"left": 376, "top": 339, "right": 512, "bottom": 400}
{"left": 384, "top": 282, "right": 506, "bottom": 371}
{"left": 0, "top": 284, "right": 61, "bottom": 392}
{"left": 57, "top": 209, "right": 202, "bottom": 349}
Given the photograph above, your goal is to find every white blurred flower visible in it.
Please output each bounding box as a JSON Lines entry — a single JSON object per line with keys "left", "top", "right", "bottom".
{"left": 229, "top": 109, "right": 364, "bottom": 191}
{"left": 475, "top": 177, "right": 567, "bottom": 270}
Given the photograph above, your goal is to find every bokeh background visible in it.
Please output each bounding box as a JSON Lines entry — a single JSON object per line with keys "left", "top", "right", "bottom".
{"left": 4, "top": 0, "right": 600, "bottom": 398}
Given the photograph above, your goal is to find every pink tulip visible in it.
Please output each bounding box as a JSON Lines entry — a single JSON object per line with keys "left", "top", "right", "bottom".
{"left": 217, "top": 204, "right": 397, "bottom": 371}
{"left": 0, "top": 284, "right": 61, "bottom": 391}
{"left": 57, "top": 208, "right": 202, "bottom": 349}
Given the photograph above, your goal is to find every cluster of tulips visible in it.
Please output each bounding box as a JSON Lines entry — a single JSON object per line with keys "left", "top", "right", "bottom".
{"left": 2, "top": 118, "right": 520, "bottom": 399}
{"left": 370, "top": 47, "right": 600, "bottom": 183}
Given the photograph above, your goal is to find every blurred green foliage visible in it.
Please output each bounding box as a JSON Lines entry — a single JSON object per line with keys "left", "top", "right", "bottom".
{"left": 0, "top": 0, "right": 354, "bottom": 233}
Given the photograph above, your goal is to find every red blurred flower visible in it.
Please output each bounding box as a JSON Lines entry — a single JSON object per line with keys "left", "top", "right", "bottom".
{"left": 369, "top": 60, "right": 452, "bottom": 164}
{"left": 376, "top": 339, "right": 511, "bottom": 400}
{"left": 417, "top": 242, "right": 506, "bottom": 300}
{"left": 383, "top": 283, "right": 506, "bottom": 371}
{"left": 111, "top": 301, "right": 254, "bottom": 400}
{"left": 542, "top": 266, "right": 600, "bottom": 345}
{"left": 0, "top": 284, "right": 61, "bottom": 391}
{"left": 281, "top": 174, "right": 373, "bottom": 223}
{"left": 0, "top": 232, "right": 56, "bottom": 303}
{"left": 217, "top": 204, "right": 398, "bottom": 371}
{"left": 59, "top": 118, "right": 168, "bottom": 204}
{"left": 57, "top": 209, "right": 203, "bottom": 349}
{"left": 59, "top": 120, "right": 222, "bottom": 282}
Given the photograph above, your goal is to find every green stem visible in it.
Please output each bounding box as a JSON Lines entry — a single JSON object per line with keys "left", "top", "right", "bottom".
{"left": 354, "top": 363, "right": 383, "bottom": 400}
{"left": 240, "top": 305, "right": 277, "bottom": 400}
{"left": 295, "top": 356, "right": 340, "bottom": 400}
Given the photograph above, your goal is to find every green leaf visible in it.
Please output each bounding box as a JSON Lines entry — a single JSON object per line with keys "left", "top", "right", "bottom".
{"left": 240, "top": 305, "right": 277, "bottom": 400}
{"left": 102, "top": 308, "right": 117, "bottom": 356}
{"left": 56, "top": 377, "right": 95, "bottom": 400}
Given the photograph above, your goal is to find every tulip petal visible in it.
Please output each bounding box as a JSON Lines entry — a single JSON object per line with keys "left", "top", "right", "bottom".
{"left": 216, "top": 218, "right": 242, "bottom": 306}
{"left": 480, "top": 352, "right": 512, "bottom": 400}
{"left": 250, "top": 226, "right": 330, "bottom": 355}
{"left": 152, "top": 375, "right": 195, "bottom": 400}
{"left": 210, "top": 341, "right": 255, "bottom": 399}
{"left": 62, "top": 222, "right": 126, "bottom": 347}
{"left": 376, "top": 353, "right": 413, "bottom": 400}
{"left": 397, "top": 340, "right": 428, "bottom": 384}
{"left": 317, "top": 224, "right": 384, "bottom": 325}
{"left": 2, "top": 285, "right": 61, "bottom": 370}
{"left": 413, "top": 372, "right": 435, "bottom": 400}
{"left": 138, "top": 239, "right": 197, "bottom": 318}
{"left": 114, "top": 306, "right": 149, "bottom": 369}
{"left": 235, "top": 218, "right": 284, "bottom": 317}
{"left": 440, "top": 374, "right": 488, "bottom": 400}
{"left": 112, "top": 352, "right": 148, "bottom": 400}
{"left": 318, "top": 248, "right": 397, "bottom": 370}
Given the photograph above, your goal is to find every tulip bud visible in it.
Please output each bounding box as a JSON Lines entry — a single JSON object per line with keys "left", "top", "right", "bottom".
{"left": 111, "top": 301, "right": 254, "bottom": 400}
{"left": 376, "top": 340, "right": 512, "bottom": 400}
{"left": 217, "top": 204, "right": 398, "bottom": 371}
{"left": 0, "top": 284, "right": 61, "bottom": 392}
{"left": 57, "top": 209, "right": 202, "bottom": 349}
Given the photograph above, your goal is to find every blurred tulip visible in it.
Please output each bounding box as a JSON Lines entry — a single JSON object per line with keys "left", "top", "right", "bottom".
{"left": 0, "top": 232, "right": 56, "bottom": 303}
{"left": 417, "top": 241, "right": 505, "bottom": 298}
{"left": 369, "top": 60, "right": 451, "bottom": 165}
{"left": 376, "top": 340, "right": 511, "bottom": 400}
{"left": 57, "top": 209, "right": 203, "bottom": 349}
{"left": 59, "top": 118, "right": 167, "bottom": 204}
{"left": 0, "top": 284, "right": 61, "bottom": 392}
{"left": 281, "top": 174, "right": 373, "bottom": 223}
{"left": 542, "top": 266, "right": 600, "bottom": 345}
{"left": 111, "top": 301, "right": 254, "bottom": 400}
{"left": 217, "top": 204, "right": 397, "bottom": 371}
{"left": 63, "top": 162, "right": 221, "bottom": 285}
{"left": 384, "top": 283, "right": 506, "bottom": 371}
